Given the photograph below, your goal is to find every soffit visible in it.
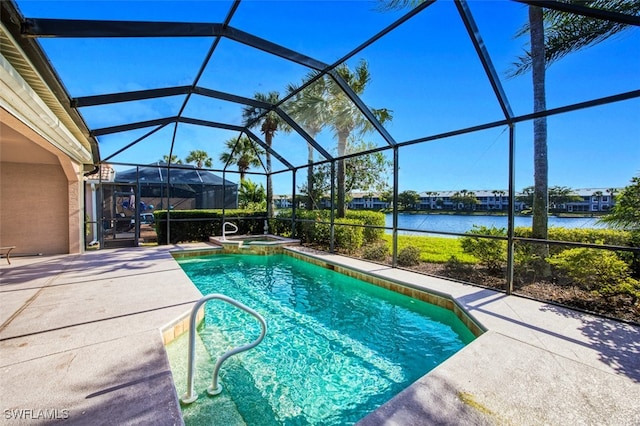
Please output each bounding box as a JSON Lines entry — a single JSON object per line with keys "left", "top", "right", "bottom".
{"left": 0, "top": 115, "right": 59, "bottom": 164}
{"left": 0, "top": 10, "right": 97, "bottom": 166}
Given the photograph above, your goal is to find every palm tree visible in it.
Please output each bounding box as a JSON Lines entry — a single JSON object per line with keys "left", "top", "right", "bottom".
{"left": 424, "top": 191, "right": 437, "bottom": 209}
{"left": 219, "top": 136, "right": 264, "bottom": 182}
{"left": 526, "top": 5, "right": 549, "bottom": 247}
{"left": 492, "top": 189, "right": 507, "bottom": 211}
{"left": 286, "top": 74, "right": 330, "bottom": 210}
{"left": 185, "top": 150, "right": 212, "bottom": 168}
{"left": 327, "top": 60, "right": 392, "bottom": 217}
{"left": 599, "top": 176, "right": 640, "bottom": 230}
{"left": 242, "top": 91, "right": 287, "bottom": 217}
{"left": 593, "top": 190, "right": 604, "bottom": 212}
{"left": 377, "top": 0, "right": 639, "bottom": 263}
{"left": 606, "top": 187, "right": 618, "bottom": 210}
{"left": 510, "top": 0, "right": 640, "bottom": 252}
{"left": 161, "top": 154, "right": 182, "bottom": 164}
{"left": 238, "top": 179, "right": 266, "bottom": 210}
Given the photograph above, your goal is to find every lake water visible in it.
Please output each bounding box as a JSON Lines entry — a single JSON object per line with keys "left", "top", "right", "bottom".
{"left": 385, "top": 213, "right": 607, "bottom": 236}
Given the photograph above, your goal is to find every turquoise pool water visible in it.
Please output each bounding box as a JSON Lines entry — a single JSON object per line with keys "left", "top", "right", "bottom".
{"left": 171, "top": 253, "right": 475, "bottom": 425}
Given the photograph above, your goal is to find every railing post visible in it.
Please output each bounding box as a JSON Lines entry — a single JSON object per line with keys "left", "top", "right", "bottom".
{"left": 330, "top": 161, "right": 336, "bottom": 253}
{"left": 392, "top": 146, "right": 399, "bottom": 267}
{"left": 181, "top": 294, "right": 267, "bottom": 405}
{"left": 291, "top": 168, "right": 297, "bottom": 238}
{"left": 506, "top": 125, "right": 516, "bottom": 295}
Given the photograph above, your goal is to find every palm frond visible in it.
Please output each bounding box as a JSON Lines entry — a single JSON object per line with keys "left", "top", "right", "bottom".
{"left": 375, "top": 0, "right": 425, "bottom": 12}
{"left": 509, "top": 0, "right": 640, "bottom": 77}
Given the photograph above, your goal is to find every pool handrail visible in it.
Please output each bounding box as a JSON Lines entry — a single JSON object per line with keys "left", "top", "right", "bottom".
{"left": 180, "top": 294, "right": 267, "bottom": 404}
{"left": 222, "top": 221, "right": 238, "bottom": 241}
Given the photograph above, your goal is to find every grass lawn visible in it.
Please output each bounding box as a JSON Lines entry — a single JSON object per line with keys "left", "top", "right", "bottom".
{"left": 382, "top": 234, "right": 477, "bottom": 264}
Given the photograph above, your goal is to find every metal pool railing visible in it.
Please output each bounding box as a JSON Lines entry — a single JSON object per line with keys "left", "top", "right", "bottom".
{"left": 222, "top": 222, "right": 238, "bottom": 241}
{"left": 180, "top": 294, "right": 267, "bottom": 404}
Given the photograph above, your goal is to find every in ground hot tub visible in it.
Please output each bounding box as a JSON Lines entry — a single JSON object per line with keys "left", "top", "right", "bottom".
{"left": 209, "top": 234, "right": 300, "bottom": 252}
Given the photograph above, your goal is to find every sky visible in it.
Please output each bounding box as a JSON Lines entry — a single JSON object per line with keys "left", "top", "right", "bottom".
{"left": 13, "top": 0, "right": 640, "bottom": 195}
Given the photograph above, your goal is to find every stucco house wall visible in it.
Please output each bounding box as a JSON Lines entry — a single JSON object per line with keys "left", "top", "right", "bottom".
{"left": 0, "top": 162, "right": 70, "bottom": 254}
{"left": 1, "top": 7, "right": 96, "bottom": 256}
{"left": 0, "top": 107, "right": 85, "bottom": 255}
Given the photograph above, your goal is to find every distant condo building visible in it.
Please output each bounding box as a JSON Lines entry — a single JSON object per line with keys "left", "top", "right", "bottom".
{"left": 275, "top": 188, "right": 620, "bottom": 213}
{"left": 412, "top": 188, "right": 619, "bottom": 213}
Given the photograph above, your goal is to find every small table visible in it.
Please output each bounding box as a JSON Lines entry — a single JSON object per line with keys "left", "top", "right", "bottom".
{"left": 1, "top": 246, "right": 16, "bottom": 264}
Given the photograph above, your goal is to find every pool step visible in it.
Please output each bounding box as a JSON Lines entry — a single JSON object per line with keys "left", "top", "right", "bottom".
{"left": 198, "top": 271, "right": 405, "bottom": 424}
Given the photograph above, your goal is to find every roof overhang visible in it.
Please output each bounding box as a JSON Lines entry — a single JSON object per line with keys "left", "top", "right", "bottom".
{"left": 0, "top": 0, "right": 99, "bottom": 171}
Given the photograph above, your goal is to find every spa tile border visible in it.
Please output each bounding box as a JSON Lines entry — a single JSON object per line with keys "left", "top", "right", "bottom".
{"left": 160, "top": 307, "right": 205, "bottom": 345}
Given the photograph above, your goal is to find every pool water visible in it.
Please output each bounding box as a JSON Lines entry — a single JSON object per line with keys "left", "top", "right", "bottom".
{"left": 171, "top": 253, "right": 475, "bottom": 425}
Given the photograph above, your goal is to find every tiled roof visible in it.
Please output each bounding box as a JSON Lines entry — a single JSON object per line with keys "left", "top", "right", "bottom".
{"left": 84, "top": 164, "right": 115, "bottom": 182}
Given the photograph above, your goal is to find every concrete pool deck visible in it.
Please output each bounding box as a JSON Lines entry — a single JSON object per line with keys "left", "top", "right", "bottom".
{"left": 0, "top": 244, "right": 638, "bottom": 425}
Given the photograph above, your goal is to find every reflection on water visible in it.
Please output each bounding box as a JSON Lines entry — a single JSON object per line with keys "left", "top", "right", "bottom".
{"left": 385, "top": 213, "right": 607, "bottom": 236}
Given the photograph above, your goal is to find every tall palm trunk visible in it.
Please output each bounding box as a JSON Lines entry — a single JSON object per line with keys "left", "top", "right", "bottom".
{"left": 337, "top": 132, "right": 349, "bottom": 218}
{"left": 265, "top": 133, "right": 274, "bottom": 218}
{"left": 306, "top": 143, "right": 314, "bottom": 210}
{"left": 530, "top": 6, "right": 550, "bottom": 268}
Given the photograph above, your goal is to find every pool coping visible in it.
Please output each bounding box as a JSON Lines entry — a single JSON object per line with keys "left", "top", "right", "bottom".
{"left": 1, "top": 244, "right": 638, "bottom": 425}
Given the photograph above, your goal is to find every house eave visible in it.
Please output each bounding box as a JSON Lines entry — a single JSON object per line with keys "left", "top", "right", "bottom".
{"left": 0, "top": 0, "right": 99, "bottom": 170}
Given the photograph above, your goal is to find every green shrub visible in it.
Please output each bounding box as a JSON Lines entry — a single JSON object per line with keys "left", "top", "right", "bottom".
{"left": 155, "top": 210, "right": 266, "bottom": 244}
{"left": 333, "top": 220, "right": 364, "bottom": 253}
{"left": 397, "top": 246, "right": 421, "bottom": 267}
{"left": 460, "top": 226, "right": 507, "bottom": 272}
{"left": 275, "top": 210, "right": 384, "bottom": 249}
{"left": 444, "top": 255, "right": 474, "bottom": 278}
{"left": 514, "top": 226, "right": 636, "bottom": 279}
{"left": 629, "top": 230, "right": 640, "bottom": 278}
{"left": 514, "top": 227, "right": 631, "bottom": 255}
{"left": 362, "top": 241, "right": 389, "bottom": 262}
{"left": 275, "top": 210, "right": 325, "bottom": 243}
{"left": 548, "top": 248, "right": 640, "bottom": 301}
{"left": 344, "top": 211, "right": 385, "bottom": 243}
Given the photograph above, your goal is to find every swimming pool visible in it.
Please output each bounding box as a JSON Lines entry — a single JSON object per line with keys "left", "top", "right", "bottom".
{"left": 170, "top": 253, "right": 476, "bottom": 425}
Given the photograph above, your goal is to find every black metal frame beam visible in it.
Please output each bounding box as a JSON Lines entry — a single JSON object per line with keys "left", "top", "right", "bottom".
{"left": 92, "top": 117, "right": 177, "bottom": 136}
{"left": 75, "top": 85, "right": 269, "bottom": 109}
{"left": 192, "top": 87, "right": 271, "bottom": 108}
{"left": 73, "top": 86, "right": 191, "bottom": 107}
{"left": 22, "top": 15, "right": 395, "bottom": 156}
{"left": 176, "top": 116, "right": 294, "bottom": 170}
{"left": 21, "top": 18, "right": 330, "bottom": 70}
{"left": 19, "top": 1, "right": 639, "bottom": 182}
{"left": 177, "top": 116, "right": 243, "bottom": 132}
{"left": 456, "top": 0, "right": 514, "bottom": 122}
{"left": 102, "top": 123, "right": 171, "bottom": 162}
{"left": 328, "top": 71, "right": 397, "bottom": 147}
{"left": 22, "top": 19, "right": 225, "bottom": 38}
{"left": 244, "top": 129, "right": 294, "bottom": 170}
{"left": 177, "top": 118, "right": 294, "bottom": 170}
{"left": 274, "top": 110, "right": 333, "bottom": 161}
{"left": 221, "top": 26, "right": 328, "bottom": 71}
{"left": 400, "top": 89, "right": 640, "bottom": 148}
{"left": 513, "top": 0, "right": 640, "bottom": 26}
{"left": 190, "top": 89, "right": 330, "bottom": 162}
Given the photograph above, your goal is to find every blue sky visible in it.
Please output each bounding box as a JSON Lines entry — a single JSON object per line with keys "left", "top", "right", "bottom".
{"left": 15, "top": 0, "right": 640, "bottom": 195}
